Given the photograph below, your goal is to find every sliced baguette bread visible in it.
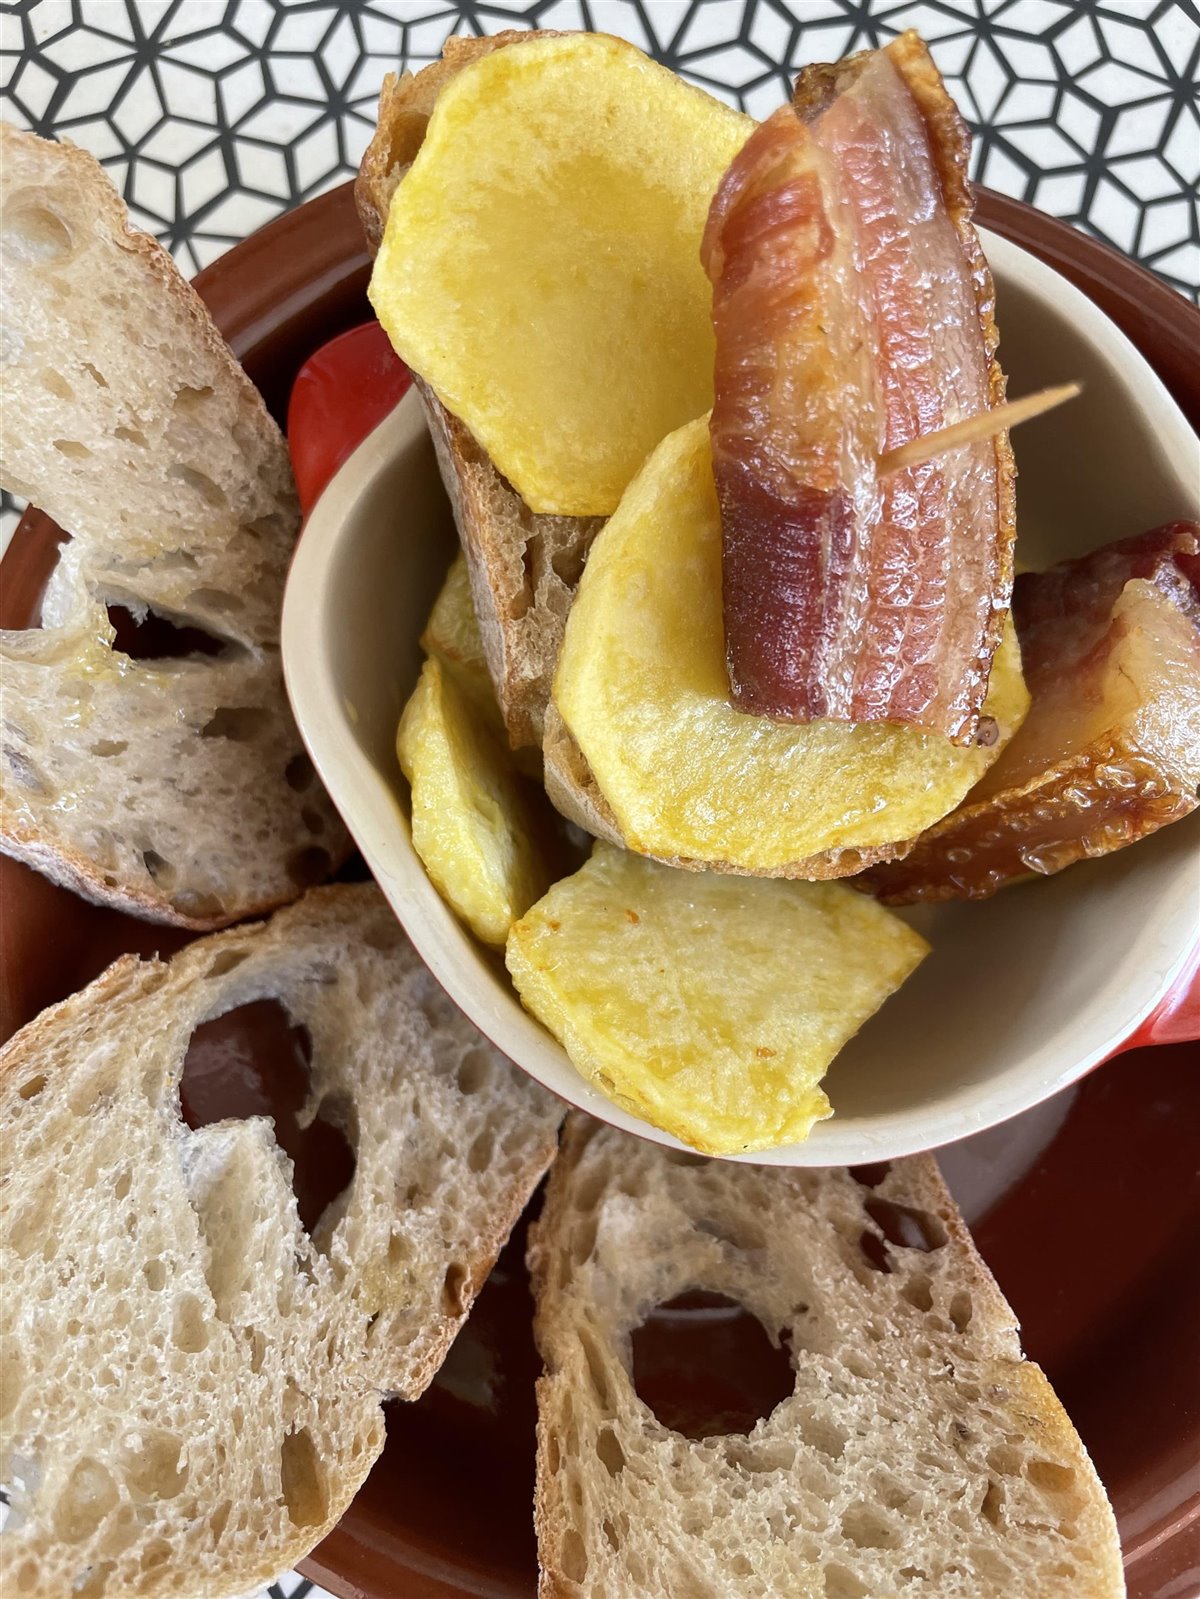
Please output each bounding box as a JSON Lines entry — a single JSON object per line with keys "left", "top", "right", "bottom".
{"left": 0, "top": 122, "right": 348, "bottom": 927}
{"left": 528, "top": 1116, "right": 1124, "bottom": 1599}
{"left": 0, "top": 883, "right": 563, "bottom": 1599}
{"left": 356, "top": 36, "right": 601, "bottom": 753}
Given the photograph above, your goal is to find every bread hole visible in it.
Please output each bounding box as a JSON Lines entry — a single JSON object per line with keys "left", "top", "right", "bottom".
{"left": 279, "top": 1426, "right": 327, "bottom": 1528}
{"left": 202, "top": 706, "right": 271, "bottom": 741}
{"left": 286, "top": 845, "right": 333, "bottom": 888}
{"left": 456, "top": 1047, "right": 492, "bottom": 1096}
{"left": 631, "top": 1291, "right": 793, "bottom": 1440}
{"left": 90, "top": 739, "right": 128, "bottom": 758}
{"left": 987, "top": 1442, "right": 1023, "bottom": 1476}
{"left": 301, "top": 806, "right": 327, "bottom": 835}
{"left": 210, "top": 1499, "right": 231, "bottom": 1541}
{"left": 9, "top": 1187, "right": 53, "bottom": 1259}
{"left": 140, "top": 1537, "right": 173, "bottom": 1573}
{"left": 949, "top": 1290, "right": 973, "bottom": 1331}
{"left": 595, "top": 1424, "right": 626, "bottom": 1477}
{"left": 141, "top": 849, "right": 176, "bottom": 890}
{"left": 52, "top": 438, "right": 92, "bottom": 459}
{"left": 856, "top": 1229, "right": 892, "bottom": 1275}
{"left": 16, "top": 1074, "right": 46, "bottom": 1101}
{"left": 443, "top": 1262, "right": 471, "bottom": 1317}
{"left": 1027, "top": 1459, "right": 1076, "bottom": 1494}
{"left": 840, "top": 1503, "right": 899, "bottom": 1550}
{"left": 81, "top": 360, "right": 108, "bottom": 387}
{"left": 549, "top": 537, "right": 589, "bottom": 589}
{"left": 171, "top": 888, "right": 225, "bottom": 920}
{"left": 106, "top": 602, "right": 230, "bottom": 662}
{"left": 249, "top": 1327, "right": 266, "bottom": 1373}
{"left": 602, "top": 1516, "right": 619, "bottom": 1549}
{"left": 172, "top": 384, "right": 215, "bottom": 414}
{"left": 864, "top": 1198, "right": 947, "bottom": 1253}
{"left": 206, "top": 948, "right": 248, "bottom": 978}
{"left": 560, "top": 1527, "right": 588, "bottom": 1583}
{"left": 980, "top": 1477, "right": 1004, "bottom": 1527}
{"left": 1051, "top": 1564, "right": 1076, "bottom": 1580}
{"left": 824, "top": 1564, "right": 869, "bottom": 1599}
{"left": 122, "top": 1429, "right": 187, "bottom": 1500}
{"left": 843, "top": 1350, "right": 873, "bottom": 1380}
{"left": 849, "top": 1161, "right": 892, "bottom": 1189}
{"left": 796, "top": 1408, "right": 848, "bottom": 1461}
{"left": 899, "top": 1567, "right": 928, "bottom": 1584}
{"left": 14, "top": 1565, "right": 38, "bottom": 1595}
{"left": 900, "top": 1274, "right": 932, "bottom": 1312}
{"left": 141, "top": 1257, "right": 167, "bottom": 1292}
{"left": 53, "top": 1457, "right": 119, "bottom": 1541}
{"left": 282, "top": 753, "right": 316, "bottom": 794}
{"left": 3, "top": 194, "right": 73, "bottom": 260}
{"left": 166, "top": 462, "right": 226, "bottom": 509}
{"left": 39, "top": 367, "right": 74, "bottom": 400}
{"left": 181, "top": 999, "right": 356, "bottom": 1239}
{"left": 114, "top": 425, "right": 148, "bottom": 447}
{"left": 468, "top": 1126, "right": 494, "bottom": 1173}
{"left": 171, "top": 1292, "right": 208, "bottom": 1352}
{"left": 71, "top": 1560, "right": 115, "bottom": 1597}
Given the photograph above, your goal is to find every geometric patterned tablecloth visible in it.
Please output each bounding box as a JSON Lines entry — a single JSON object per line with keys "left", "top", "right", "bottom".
{"left": 1, "top": 3, "right": 1197, "bottom": 1595}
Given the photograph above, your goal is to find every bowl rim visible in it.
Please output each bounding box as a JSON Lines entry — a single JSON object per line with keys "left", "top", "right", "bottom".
{"left": 282, "top": 223, "right": 1200, "bottom": 1170}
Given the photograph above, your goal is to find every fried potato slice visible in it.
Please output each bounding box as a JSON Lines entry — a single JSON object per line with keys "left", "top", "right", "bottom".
{"left": 552, "top": 418, "right": 1029, "bottom": 876}
{"left": 369, "top": 33, "right": 752, "bottom": 515}
{"left": 506, "top": 844, "right": 929, "bottom": 1154}
{"left": 421, "top": 552, "right": 496, "bottom": 716}
{"left": 398, "top": 656, "right": 549, "bottom": 946}
{"left": 864, "top": 521, "right": 1200, "bottom": 901}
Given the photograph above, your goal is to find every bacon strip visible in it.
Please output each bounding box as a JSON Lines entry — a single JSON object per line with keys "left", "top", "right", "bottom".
{"left": 862, "top": 522, "right": 1200, "bottom": 903}
{"left": 703, "top": 31, "right": 1014, "bottom": 743}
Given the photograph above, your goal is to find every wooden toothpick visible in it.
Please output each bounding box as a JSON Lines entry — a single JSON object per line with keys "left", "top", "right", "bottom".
{"left": 878, "top": 382, "right": 1082, "bottom": 476}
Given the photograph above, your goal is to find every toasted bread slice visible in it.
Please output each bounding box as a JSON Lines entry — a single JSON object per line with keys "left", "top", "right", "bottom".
{"left": 0, "top": 123, "right": 347, "bottom": 927}
{"left": 356, "top": 37, "right": 600, "bottom": 751}
{"left": 0, "top": 883, "right": 563, "bottom": 1599}
{"left": 528, "top": 1116, "right": 1124, "bottom": 1599}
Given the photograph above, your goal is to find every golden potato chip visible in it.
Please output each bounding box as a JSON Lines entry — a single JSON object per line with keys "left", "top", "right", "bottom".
{"left": 398, "top": 656, "right": 549, "bottom": 946}
{"left": 552, "top": 418, "right": 1030, "bottom": 875}
{"left": 421, "top": 552, "right": 496, "bottom": 717}
{"left": 370, "top": 33, "right": 752, "bottom": 515}
{"left": 506, "top": 844, "right": 929, "bottom": 1154}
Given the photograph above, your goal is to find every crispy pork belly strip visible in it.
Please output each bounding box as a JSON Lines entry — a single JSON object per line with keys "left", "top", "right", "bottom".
{"left": 864, "top": 522, "right": 1200, "bottom": 903}
{"left": 703, "top": 30, "right": 1014, "bottom": 743}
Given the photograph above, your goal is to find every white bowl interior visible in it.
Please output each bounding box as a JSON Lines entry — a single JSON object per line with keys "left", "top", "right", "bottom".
{"left": 283, "top": 230, "right": 1200, "bottom": 1166}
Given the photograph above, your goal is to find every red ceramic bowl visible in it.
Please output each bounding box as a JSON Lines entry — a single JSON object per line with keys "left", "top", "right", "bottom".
{"left": 2, "top": 183, "right": 1197, "bottom": 1598}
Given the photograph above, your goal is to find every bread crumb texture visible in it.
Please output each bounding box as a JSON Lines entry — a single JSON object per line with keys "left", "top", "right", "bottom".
{"left": 0, "top": 884, "right": 562, "bottom": 1598}
{"left": 0, "top": 123, "right": 347, "bottom": 926}
{"left": 528, "top": 1117, "right": 1125, "bottom": 1599}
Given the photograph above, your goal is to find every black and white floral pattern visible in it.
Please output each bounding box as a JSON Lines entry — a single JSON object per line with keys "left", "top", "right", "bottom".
{"left": 0, "top": 4, "right": 1196, "bottom": 1593}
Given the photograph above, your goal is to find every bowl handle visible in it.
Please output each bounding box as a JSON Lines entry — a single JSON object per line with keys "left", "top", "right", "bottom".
{"left": 1114, "top": 943, "right": 1200, "bottom": 1052}
{"left": 287, "top": 321, "right": 411, "bottom": 516}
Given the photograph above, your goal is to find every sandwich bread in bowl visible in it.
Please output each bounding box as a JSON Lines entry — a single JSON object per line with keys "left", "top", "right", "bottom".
{"left": 284, "top": 27, "right": 1200, "bottom": 1169}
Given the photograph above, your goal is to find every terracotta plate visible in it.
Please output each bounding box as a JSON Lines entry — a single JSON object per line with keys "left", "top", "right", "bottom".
{"left": 2, "top": 183, "right": 1197, "bottom": 1599}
